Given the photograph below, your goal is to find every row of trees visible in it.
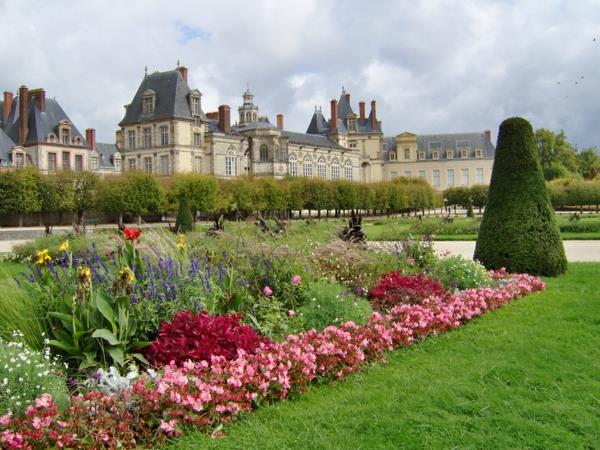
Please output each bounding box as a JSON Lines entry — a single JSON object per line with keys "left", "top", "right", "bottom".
{"left": 547, "top": 179, "right": 600, "bottom": 211}
{"left": 0, "top": 169, "right": 441, "bottom": 226}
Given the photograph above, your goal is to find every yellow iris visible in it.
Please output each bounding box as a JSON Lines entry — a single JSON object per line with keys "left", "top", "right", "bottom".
{"left": 119, "top": 267, "right": 135, "bottom": 284}
{"left": 77, "top": 266, "right": 92, "bottom": 282}
{"left": 58, "top": 240, "right": 69, "bottom": 252}
{"left": 35, "top": 249, "right": 52, "bottom": 266}
{"left": 177, "top": 234, "right": 186, "bottom": 251}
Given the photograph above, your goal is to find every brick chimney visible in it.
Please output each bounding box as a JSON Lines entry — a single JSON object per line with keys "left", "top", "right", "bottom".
{"left": 3, "top": 91, "right": 13, "bottom": 121}
{"left": 85, "top": 128, "right": 96, "bottom": 150}
{"left": 218, "top": 105, "right": 231, "bottom": 134}
{"left": 18, "top": 85, "right": 29, "bottom": 144}
{"left": 177, "top": 65, "right": 188, "bottom": 82}
{"left": 29, "top": 88, "right": 45, "bottom": 112}
{"left": 359, "top": 101, "right": 365, "bottom": 121}
{"left": 206, "top": 111, "right": 219, "bottom": 120}
{"left": 345, "top": 93, "right": 350, "bottom": 104}
{"left": 330, "top": 99, "right": 338, "bottom": 132}
{"left": 370, "top": 100, "right": 377, "bottom": 130}
{"left": 484, "top": 130, "right": 491, "bottom": 142}
{"left": 276, "top": 114, "right": 284, "bottom": 130}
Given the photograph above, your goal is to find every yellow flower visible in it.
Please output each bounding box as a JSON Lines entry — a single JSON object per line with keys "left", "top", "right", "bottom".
{"left": 118, "top": 267, "right": 135, "bottom": 284}
{"left": 77, "top": 266, "right": 92, "bottom": 283}
{"left": 35, "top": 249, "right": 52, "bottom": 266}
{"left": 177, "top": 234, "right": 186, "bottom": 251}
{"left": 58, "top": 240, "right": 69, "bottom": 252}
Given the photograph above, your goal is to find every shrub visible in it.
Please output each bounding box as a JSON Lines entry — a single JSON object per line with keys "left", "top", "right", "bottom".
{"left": 395, "top": 234, "right": 438, "bottom": 271}
{"left": 0, "top": 332, "right": 69, "bottom": 415}
{"left": 176, "top": 196, "right": 194, "bottom": 232}
{"left": 474, "top": 117, "right": 567, "bottom": 276}
{"left": 299, "top": 281, "right": 373, "bottom": 331}
{"left": 432, "top": 255, "right": 494, "bottom": 290}
{"left": 368, "top": 271, "right": 447, "bottom": 312}
{"left": 246, "top": 295, "right": 303, "bottom": 341}
{"left": 145, "top": 311, "right": 265, "bottom": 366}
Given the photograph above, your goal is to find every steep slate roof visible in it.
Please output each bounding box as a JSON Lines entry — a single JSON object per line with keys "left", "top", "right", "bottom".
{"left": 1, "top": 96, "right": 86, "bottom": 146}
{"left": 95, "top": 143, "right": 119, "bottom": 169}
{"left": 0, "top": 128, "right": 15, "bottom": 164}
{"left": 337, "top": 92, "right": 354, "bottom": 121}
{"left": 281, "top": 130, "right": 346, "bottom": 150}
{"left": 119, "top": 70, "right": 205, "bottom": 126}
{"left": 306, "top": 109, "right": 329, "bottom": 134}
{"left": 383, "top": 132, "right": 495, "bottom": 161}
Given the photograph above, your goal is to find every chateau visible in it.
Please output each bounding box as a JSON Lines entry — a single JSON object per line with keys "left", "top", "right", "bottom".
{"left": 1, "top": 65, "right": 495, "bottom": 190}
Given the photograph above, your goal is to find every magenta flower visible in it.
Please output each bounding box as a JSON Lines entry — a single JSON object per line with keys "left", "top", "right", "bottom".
{"left": 291, "top": 275, "right": 302, "bottom": 285}
{"left": 263, "top": 286, "right": 273, "bottom": 297}
{"left": 288, "top": 309, "right": 296, "bottom": 317}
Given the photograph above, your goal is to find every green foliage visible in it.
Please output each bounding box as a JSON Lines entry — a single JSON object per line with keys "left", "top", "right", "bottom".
{"left": 171, "top": 174, "right": 217, "bottom": 215}
{"left": 475, "top": 117, "right": 567, "bottom": 276}
{"left": 444, "top": 186, "right": 471, "bottom": 208}
{"left": 299, "top": 281, "right": 373, "bottom": 331}
{"left": 470, "top": 184, "right": 488, "bottom": 212}
{"left": 0, "top": 333, "right": 69, "bottom": 415}
{"left": 73, "top": 171, "right": 99, "bottom": 221}
{"left": 393, "top": 234, "right": 438, "bottom": 271}
{"left": 120, "top": 172, "right": 164, "bottom": 218}
{"left": 246, "top": 295, "right": 302, "bottom": 341}
{"left": 431, "top": 255, "right": 493, "bottom": 290}
{"left": 577, "top": 148, "right": 600, "bottom": 180}
{"left": 176, "top": 196, "right": 194, "bottom": 232}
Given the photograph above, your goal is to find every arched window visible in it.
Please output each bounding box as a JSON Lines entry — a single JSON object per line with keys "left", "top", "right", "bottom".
{"left": 252, "top": 112, "right": 257, "bottom": 122}
{"left": 259, "top": 144, "right": 269, "bottom": 162}
{"left": 225, "top": 150, "right": 237, "bottom": 176}
{"left": 344, "top": 160, "right": 353, "bottom": 180}
{"left": 317, "top": 157, "right": 326, "bottom": 179}
{"left": 303, "top": 155, "right": 312, "bottom": 178}
{"left": 288, "top": 154, "right": 298, "bottom": 176}
{"left": 331, "top": 157, "right": 340, "bottom": 180}
{"left": 246, "top": 112, "right": 251, "bottom": 122}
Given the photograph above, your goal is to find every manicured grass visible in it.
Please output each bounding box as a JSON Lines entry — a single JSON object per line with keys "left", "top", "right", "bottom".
{"left": 172, "top": 263, "right": 600, "bottom": 449}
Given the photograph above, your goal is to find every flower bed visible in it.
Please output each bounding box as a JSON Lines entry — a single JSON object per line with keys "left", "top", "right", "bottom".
{"left": 0, "top": 272, "right": 545, "bottom": 448}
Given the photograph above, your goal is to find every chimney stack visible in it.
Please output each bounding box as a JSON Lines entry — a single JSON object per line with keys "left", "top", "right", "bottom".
{"left": 206, "top": 111, "right": 219, "bottom": 120}
{"left": 18, "top": 85, "right": 29, "bottom": 145}
{"left": 330, "top": 99, "right": 338, "bottom": 132}
{"left": 3, "top": 91, "right": 13, "bottom": 122}
{"left": 370, "top": 100, "right": 377, "bottom": 130}
{"left": 218, "top": 105, "right": 231, "bottom": 134}
{"left": 29, "top": 88, "right": 45, "bottom": 112}
{"left": 359, "top": 101, "right": 365, "bottom": 120}
{"left": 276, "top": 114, "right": 284, "bottom": 130}
{"left": 484, "top": 129, "right": 491, "bottom": 142}
{"left": 345, "top": 93, "right": 350, "bottom": 104}
{"left": 85, "top": 128, "right": 96, "bottom": 150}
{"left": 177, "top": 65, "right": 188, "bottom": 82}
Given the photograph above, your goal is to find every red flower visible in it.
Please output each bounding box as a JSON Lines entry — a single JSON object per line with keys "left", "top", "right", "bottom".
{"left": 123, "top": 227, "right": 141, "bottom": 241}
{"left": 368, "top": 271, "right": 448, "bottom": 312}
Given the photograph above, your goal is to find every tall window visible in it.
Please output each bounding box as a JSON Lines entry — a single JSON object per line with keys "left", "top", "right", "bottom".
{"left": 62, "top": 152, "right": 70, "bottom": 170}
{"left": 331, "top": 158, "right": 340, "bottom": 180}
{"left": 144, "top": 156, "right": 153, "bottom": 173}
{"left": 128, "top": 158, "right": 137, "bottom": 171}
{"left": 194, "top": 156, "right": 202, "bottom": 173}
{"left": 389, "top": 151, "right": 396, "bottom": 161}
{"left": 143, "top": 127, "right": 152, "bottom": 148}
{"left": 344, "top": 160, "right": 353, "bottom": 180}
{"left": 447, "top": 169, "right": 455, "bottom": 186}
{"left": 259, "top": 145, "right": 269, "bottom": 162}
{"left": 476, "top": 168, "right": 484, "bottom": 184}
{"left": 160, "top": 126, "right": 169, "bottom": 146}
{"left": 317, "top": 158, "right": 326, "bottom": 179}
{"left": 75, "top": 155, "right": 83, "bottom": 171}
{"left": 48, "top": 153, "right": 57, "bottom": 171}
{"left": 143, "top": 95, "right": 154, "bottom": 115}
{"left": 418, "top": 169, "right": 426, "bottom": 179}
{"left": 404, "top": 149, "right": 410, "bottom": 160}
{"left": 288, "top": 155, "right": 298, "bottom": 176}
{"left": 160, "top": 155, "right": 170, "bottom": 176}
{"left": 193, "top": 132, "right": 202, "bottom": 147}
{"left": 432, "top": 169, "right": 440, "bottom": 187}
{"left": 61, "top": 129, "right": 70, "bottom": 145}
{"left": 404, "top": 170, "right": 412, "bottom": 178}
{"left": 225, "top": 151, "right": 237, "bottom": 176}
{"left": 303, "top": 155, "right": 312, "bottom": 178}
{"left": 15, "top": 153, "right": 24, "bottom": 168}
{"left": 90, "top": 154, "right": 98, "bottom": 171}
{"left": 191, "top": 96, "right": 201, "bottom": 115}
{"left": 461, "top": 168, "right": 469, "bottom": 185}
{"left": 128, "top": 130, "right": 136, "bottom": 149}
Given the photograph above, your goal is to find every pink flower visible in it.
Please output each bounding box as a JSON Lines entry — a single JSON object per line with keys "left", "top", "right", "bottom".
{"left": 291, "top": 275, "right": 302, "bottom": 285}
{"left": 0, "top": 414, "right": 10, "bottom": 426}
{"left": 288, "top": 309, "right": 296, "bottom": 317}
{"left": 159, "top": 419, "right": 178, "bottom": 435}
{"left": 35, "top": 393, "right": 53, "bottom": 409}
{"left": 263, "top": 286, "right": 273, "bottom": 297}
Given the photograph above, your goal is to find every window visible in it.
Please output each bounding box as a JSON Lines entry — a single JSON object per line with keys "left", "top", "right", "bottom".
{"left": 432, "top": 151, "right": 439, "bottom": 160}
{"left": 15, "top": 153, "right": 24, "bottom": 168}
{"left": 143, "top": 95, "right": 154, "bottom": 115}
{"left": 160, "top": 155, "right": 170, "bottom": 176}
{"left": 193, "top": 132, "right": 202, "bottom": 147}
{"left": 418, "top": 170, "right": 426, "bottom": 179}
{"left": 344, "top": 160, "right": 353, "bottom": 180}
{"left": 461, "top": 168, "right": 469, "bottom": 185}
{"left": 404, "top": 148, "right": 410, "bottom": 160}
{"left": 317, "top": 158, "right": 326, "bottom": 179}
{"left": 143, "top": 127, "right": 152, "bottom": 149}
{"left": 114, "top": 156, "right": 122, "bottom": 172}
{"left": 144, "top": 156, "right": 153, "bottom": 173}
{"left": 288, "top": 155, "right": 298, "bottom": 176}
{"left": 246, "top": 112, "right": 250, "bottom": 122}
{"left": 259, "top": 145, "right": 269, "bottom": 163}
{"left": 128, "top": 158, "right": 137, "bottom": 171}
{"left": 62, "top": 152, "right": 70, "bottom": 170}
{"left": 418, "top": 152, "right": 426, "bottom": 160}
{"left": 390, "top": 171, "right": 398, "bottom": 180}
{"left": 447, "top": 169, "right": 455, "bottom": 186}
{"left": 303, "top": 155, "right": 312, "bottom": 178}
{"left": 404, "top": 170, "right": 412, "bottom": 178}
{"left": 461, "top": 149, "right": 468, "bottom": 159}
{"left": 252, "top": 112, "right": 257, "bottom": 122}
{"left": 389, "top": 151, "right": 396, "bottom": 161}
{"left": 48, "top": 153, "right": 57, "bottom": 171}
{"left": 447, "top": 150, "right": 454, "bottom": 159}
{"left": 225, "top": 152, "right": 237, "bottom": 176}
{"left": 331, "top": 158, "right": 340, "bottom": 179}
{"left": 348, "top": 118, "right": 356, "bottom": 132}
{"left": 61, "top": 129, "right": 70, "bottom": 145}
{"left": 476, "top": 149, "right": 482, "bottom": 158}
{"left": 90, "top": 154, "right": 98, "bottom": 171}
{"left": 432, "top": 169, "right": 440, "bottom": 187}
{"left": 160, "top": 126, "right": 169, "bottom": 146}
{"left": 75, "top": 155, "right": 83, "bottom": 171}
{"left": 349, "top": 142, "right": 357, "bottom": 148}
{"left": 191, "top": 96, "right": 201, "bottom": 116}
{"left": 128, "top": 130, "right": 136, "bottom": 149}
{"left": 194, "top": 156, "right": 202, "bottom": 173}
{"left": 476, "top": 168, "right": 484, "bottom": 184}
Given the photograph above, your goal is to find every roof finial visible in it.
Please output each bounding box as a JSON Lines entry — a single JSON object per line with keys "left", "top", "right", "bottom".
{"left": 144, "top": 66, "right": 148, "bottom": 77}
{"left": 342, "top": 85, "right": 345, "bottom": 93}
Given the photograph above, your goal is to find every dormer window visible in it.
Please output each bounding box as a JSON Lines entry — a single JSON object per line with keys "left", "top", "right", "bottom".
{"left": 404, "top": 148, "right": 411, "bottom": 160}
{"left": 74, "top": 136, "right": 83, "bottom": 146}
{"left": 389, "top": 151, "right": 397, "bottom": 161}
{"left": 190, "top": 91, "right": 202, "bottom": 116}
{"left": 432, "top": 151, "right": 439, "bottom": 160}
{"left": 461, "top": 149, "right": 468, "bottom": 158}
{"left": 447, "top": 150, "right": 454, "bottom": 159}
{"left": 476, "top": 149, "right": 482, "bottom": 158}
{"left": 61, "top": 128, "right": 70, "bottom": 144}
{"left": 418, "top": 151, "right": 426, "bottom": 160}
{"left": 142, "top": 90, "right": 155, "bottom": 115}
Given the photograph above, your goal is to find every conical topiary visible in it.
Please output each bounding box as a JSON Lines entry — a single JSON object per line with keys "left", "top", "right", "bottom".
{"left": 474, "top": 117, "right": 567, "bottom": 276}
{"left": 176, "top": 196, "right": 194, "bottom": 233}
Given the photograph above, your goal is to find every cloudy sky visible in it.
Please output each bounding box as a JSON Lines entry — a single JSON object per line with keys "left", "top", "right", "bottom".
{"left": 1, "top": 0, "right": 599, "bottom": 148}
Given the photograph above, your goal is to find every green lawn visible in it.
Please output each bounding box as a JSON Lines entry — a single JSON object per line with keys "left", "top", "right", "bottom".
{"left": 172, "top": 263, "right": 600, "bottom": 449}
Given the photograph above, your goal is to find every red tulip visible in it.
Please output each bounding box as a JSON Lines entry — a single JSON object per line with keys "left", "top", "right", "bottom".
{"left": 123, "top": 227, "right": 141, "bottom": 241}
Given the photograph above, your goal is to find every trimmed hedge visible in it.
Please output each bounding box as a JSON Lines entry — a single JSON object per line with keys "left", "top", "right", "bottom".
{"left": 474, "top": 117, "right": 567, "bottom": 276}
